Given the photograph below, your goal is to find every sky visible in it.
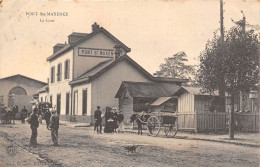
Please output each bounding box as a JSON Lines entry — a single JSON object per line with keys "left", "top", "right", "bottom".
{"left": 0, "top": 0, "right": 259, "bottom": 82}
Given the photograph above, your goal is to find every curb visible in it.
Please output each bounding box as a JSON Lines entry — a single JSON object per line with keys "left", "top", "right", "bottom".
{"left": 123, "top": 130, "right": 260, "bottom": 148}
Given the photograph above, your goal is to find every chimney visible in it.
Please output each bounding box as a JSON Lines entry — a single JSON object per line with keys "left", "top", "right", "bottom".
{"left": 114, "top": 44, "right": 122, "bottom": 59}
{"left": 92, "top": 22, "right": 100, "bottom": 32}
{"left": 53, "top": 43, "right": 66, "bottom": 54}
{"left": 68, "top": 32, "right": 88, "bottom": 44}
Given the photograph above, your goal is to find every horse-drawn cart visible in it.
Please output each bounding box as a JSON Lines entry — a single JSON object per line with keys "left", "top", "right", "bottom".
{"left": 131, "top": 111, "right": 178, "bottom": 137}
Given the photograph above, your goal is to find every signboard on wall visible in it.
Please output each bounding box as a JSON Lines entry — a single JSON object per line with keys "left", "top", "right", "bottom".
{"left": 78, "top": 47, "right": 114, "bottom": 58}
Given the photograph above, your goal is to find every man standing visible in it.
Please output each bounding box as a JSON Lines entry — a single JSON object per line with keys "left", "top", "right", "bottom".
{"left": 10, "top": 106, "right": 17, "bottom": 124}
{"left": 21, "top": 106, "right": 28, "bottom": 124}
{"left": 28, "top": 108, "right": 39, "bottom": 146}
{"left": 117, "top": 110, "right": 124, "bottom": 133}
{"left": 94, "top": 106, "right": 102, "bottom": 134}
{"left": 49, "top": 110, "right": 59, "bottom": 146}
{"left": 44, "top": 106, "right": 51, "bottom": 129}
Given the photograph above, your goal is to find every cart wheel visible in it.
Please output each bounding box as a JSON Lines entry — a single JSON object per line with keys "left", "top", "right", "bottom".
{"left": 147, "top": 116, "right": 160, "bottom": 136}
{"left": 164, "top": 121, "right": 178, "bottom": 137}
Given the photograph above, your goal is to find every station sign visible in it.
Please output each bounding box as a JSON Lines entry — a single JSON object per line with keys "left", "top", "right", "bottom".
{"left": 78, "top": 47, "right": 114, "bottom": 58}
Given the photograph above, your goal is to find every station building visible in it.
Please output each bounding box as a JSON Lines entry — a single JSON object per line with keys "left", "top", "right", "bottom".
{"left": 0, "top": 74, "right": 46, "bottom": 114}
{"left": 39, "top": 23, "right": 188, "bottom": 124}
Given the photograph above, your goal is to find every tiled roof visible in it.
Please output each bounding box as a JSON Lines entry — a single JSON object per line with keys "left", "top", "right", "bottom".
{"left": 173, "top": 86, "right": 219, "bottom": 96}
{"left": 69, "top": 32, "right": 88, "bottom": 36}
{"left": 115, "top": 81, "right": 180, "bottom": 98}
{"left": 77, "top": 59, "right": 114, "bottom": 80}
{"left": 46, "top": 27, "right": 131, "bottom": 61}
{"left": 69, "top": 55, "right": 189, "bottom": 86}
{"left": 0, "top": 74, "right": 46, "bottom": 85}
{"left": 149, "top": 97, "right": 174, "bottom": 106}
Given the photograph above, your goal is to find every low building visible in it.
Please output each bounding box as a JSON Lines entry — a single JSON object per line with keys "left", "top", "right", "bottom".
{"left": 0, "top": 74, "right": 46, "bottom": 115}
{"left": 115, "top": 81, "right": 182, "bottom": 125}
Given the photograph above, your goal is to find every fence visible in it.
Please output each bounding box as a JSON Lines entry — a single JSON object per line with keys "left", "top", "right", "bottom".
{"left": 177, "top": 112, "right": 260, "bottom": 132}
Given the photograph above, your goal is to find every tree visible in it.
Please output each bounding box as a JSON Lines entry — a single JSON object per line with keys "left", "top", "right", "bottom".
{"left": 199, "top": 22, "right": 259, "bottom": 139}
{"left": 154, "top": 51, "right": 197, "bottom": 85}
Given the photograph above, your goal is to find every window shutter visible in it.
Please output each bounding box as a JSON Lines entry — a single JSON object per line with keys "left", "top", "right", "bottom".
{"left": 60, "top": 63, "right": 62, "bottom": 81}
{"left": 68, "top": 60, "right": 70, "bottom": 79}
{"left": 64, "top": 61, "right": 66, "bottom": 79}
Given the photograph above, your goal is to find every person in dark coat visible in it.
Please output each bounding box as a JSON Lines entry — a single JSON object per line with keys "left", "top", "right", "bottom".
{"left": 28, "top": 108, "right": 39, "bottom": 146}
{"left": 49, "top": 110, "right": 59, "bottom": 146}
{"left": 10, "top": 106, "right": 17, "bottom": 124}
{"left": 104, "top": 107, "right": 112, "bottom": 133}
{"left": 21, "top": 106, "right": 28, "bottom": 124}
{"left": 94, "top": 106, "right": 102, "bottom": 134}
{"left": 111, "top": 107, "right": 118, "bottom": 133}
{"left": 44, "top": 107, "right": 51, "bottom": 129}
{"left": 117, "top": 110, "right": 124, "bottom": 133}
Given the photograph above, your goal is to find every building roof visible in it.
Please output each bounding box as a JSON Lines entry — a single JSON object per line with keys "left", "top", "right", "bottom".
{"left": 76, "top": 59, "right": 114, "bottom": 80}
{"left": 69, "top": 55, "right": 188, "bottom": 86}
{"left": 115, "top": 81, "right": 180, "bottom": 98}
{"left": 37, "top": 85, "right": 48, "bottom": 93}
{"left": 149, "top": 97, "right": 174, "bottom": 106}
{"left": 46, "top": 27, "right": 131, "bottom": 61}
{"left": 69, "top": 32, "right": 88, "bottom": 36}
{"left": 0, "top": 74, "right": 46, "bottom": 85}
{"left": 173, "top": 86, "right": 219, "bottom": 96}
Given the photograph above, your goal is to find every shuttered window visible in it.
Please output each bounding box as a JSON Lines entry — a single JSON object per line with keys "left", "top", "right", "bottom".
{"left": 64, "top": 59, "right": 70, "bottom": 79}
{"left": 51, "top": 66, "right": 55, "bottom": 83}
{"left": 57, "top": 63, "right": 62, "bottom": 81}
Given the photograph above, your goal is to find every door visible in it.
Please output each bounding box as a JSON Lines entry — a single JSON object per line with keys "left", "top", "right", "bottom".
{"left": 66, "top": 92, "right": 70, "bottom": 115}
{"left": 73, "top": 91, "right": 78, "bottom": 115}
{"left": 57, "top": 94, "right": 61, "bottom": 115}
{"left": 82, "top": 89, "right": 87, "bottom": 115}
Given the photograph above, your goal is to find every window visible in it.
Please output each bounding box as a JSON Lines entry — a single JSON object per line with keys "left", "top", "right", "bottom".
{"left": 57, "top": 63, "right": 62, "bottom": 81}
{"left": 45, "top": 96, "right": 47, "bottom": 102}
{"left": 51, "top": 66, "right": 55, "bottom": 83}
{"left": 64, "top": 59, "right": 70, "bottom": 79}
{"left": 41, "top": 97, "right": 43, "bottom": 102}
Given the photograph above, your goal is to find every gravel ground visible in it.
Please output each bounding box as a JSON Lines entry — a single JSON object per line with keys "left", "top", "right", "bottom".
{"left": 0, "top": 122, "right": 259, "bottom": 167}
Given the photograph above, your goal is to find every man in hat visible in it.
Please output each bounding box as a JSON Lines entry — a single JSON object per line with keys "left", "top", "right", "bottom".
{"left": 44, "top": 104, "right": 51, "bottom": 129}
{"left": 28, "top": 108, "right": 39, "bottom": 146}
{"left": 20, "top": 106, "right": 28, "bottom": 124}
{"left": 111, "top": 107, "right": 118, "bottom": 133}
{"left": 94, "top": 106, "right": 102, "bottom": 134}
{"left": 117, "top": 110, "right": 124, "bottom": 133}
{"left": 49, "top": 110, "right": 59, "bottom": 146}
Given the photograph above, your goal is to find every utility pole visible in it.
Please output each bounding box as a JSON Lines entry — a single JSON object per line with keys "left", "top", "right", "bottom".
{"left": 220, "top": 0, "right": 224, "bottom": 42}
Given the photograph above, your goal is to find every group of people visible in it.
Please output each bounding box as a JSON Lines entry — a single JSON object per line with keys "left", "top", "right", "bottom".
{"left": 94, "top": 106, "right": 124, "bottom": 134}
{"left": 27, "top": 106, "right": 59, "bottom": 146}
{"left": 0, "top": 105, "right": 19, "bottom": 124}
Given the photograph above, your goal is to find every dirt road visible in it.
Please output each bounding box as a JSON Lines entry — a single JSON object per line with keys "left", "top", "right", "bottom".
{"left": 0, "top": 122, "right": 259, "bottom": 167}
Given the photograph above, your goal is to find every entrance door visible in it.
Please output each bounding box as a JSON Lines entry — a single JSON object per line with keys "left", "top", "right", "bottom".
{"left": 57, "top": 94, "right": 61, "bottom": 115}
{"left": 82, "top": 89, "right": 87, "bottom": 115}
{"left": 73, "top": 91, "right": 78, "bottom": 115}
{"left": 66, "top": 92, "right": 70, "bottom": 115}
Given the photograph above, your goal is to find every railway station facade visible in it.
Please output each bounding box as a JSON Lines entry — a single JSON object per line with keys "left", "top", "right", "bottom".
{"left": 39, "top": 23, "right": 187, "bottom": 124}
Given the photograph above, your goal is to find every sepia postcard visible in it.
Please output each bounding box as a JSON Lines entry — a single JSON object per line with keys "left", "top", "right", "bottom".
{"left": 0, "top": 0, "right": 259, "bottom": 167}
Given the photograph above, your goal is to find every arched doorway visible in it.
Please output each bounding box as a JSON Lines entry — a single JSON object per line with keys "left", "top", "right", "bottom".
{"left": 8, "top": 87, "right": 27, "bottom": 107}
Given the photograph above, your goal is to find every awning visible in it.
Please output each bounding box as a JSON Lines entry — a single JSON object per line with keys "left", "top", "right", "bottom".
{"left": 150, "top": 97, "right": 176, "bottom": 106}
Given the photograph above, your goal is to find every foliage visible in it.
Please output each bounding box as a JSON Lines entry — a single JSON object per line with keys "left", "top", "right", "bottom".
{"left": 199, "top": 22, "right": 259, "bottom": 139}
{"left": 154, "top": 51, "right": 197, "bottom": 85}
{"left": 224, "top": 27, "right": 259, "bottom": 94}
{"left": 199, "top": 26, "right": 259, "bottom": 94}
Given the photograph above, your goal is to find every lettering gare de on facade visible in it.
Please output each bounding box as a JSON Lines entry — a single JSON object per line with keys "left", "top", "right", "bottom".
{"left": 79, "top": 48, "right": 114, "bottom": 57}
